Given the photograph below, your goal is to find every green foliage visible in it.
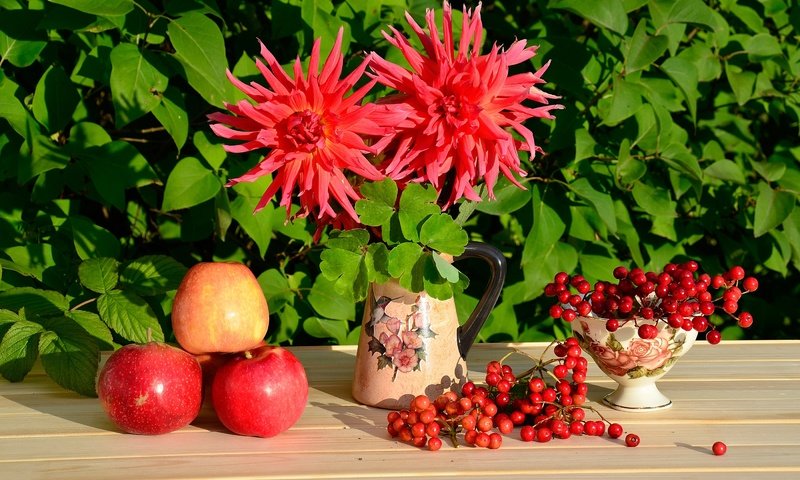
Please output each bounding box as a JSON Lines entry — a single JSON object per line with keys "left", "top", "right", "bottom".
{"left": 322, "top": 179, "right": 469, "bottom": 301}
{"left": 1, "top": 0, "right": 798, "bottom": 395}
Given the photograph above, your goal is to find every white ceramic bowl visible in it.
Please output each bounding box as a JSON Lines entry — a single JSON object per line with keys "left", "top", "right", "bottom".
{"left": 572, "top": 316, "right": 698, "bottom": 412}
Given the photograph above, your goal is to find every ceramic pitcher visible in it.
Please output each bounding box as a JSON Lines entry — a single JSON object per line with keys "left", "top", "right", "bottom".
{"left": 351, "top": 242, "right": 506, "bottom": 409}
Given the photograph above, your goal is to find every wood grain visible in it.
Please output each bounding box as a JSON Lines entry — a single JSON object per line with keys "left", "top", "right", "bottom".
{"left": 1, "top": 341, "right": 798, "bottom": 479}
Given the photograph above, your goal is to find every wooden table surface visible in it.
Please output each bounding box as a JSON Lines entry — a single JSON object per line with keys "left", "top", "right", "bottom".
{"left": 1, "top": 340, "right": 799, "bottom": 479}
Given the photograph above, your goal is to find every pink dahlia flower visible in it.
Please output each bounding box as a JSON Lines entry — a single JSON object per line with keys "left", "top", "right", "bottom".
{"left": 369, "top": 2, "right": 562, "bottom": 207}
{"left": 209, "top": 29, "right": 400, "bottom": 231}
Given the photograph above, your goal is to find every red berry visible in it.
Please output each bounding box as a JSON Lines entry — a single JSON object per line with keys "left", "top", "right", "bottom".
{"left": 625, "top": 433, "right": 641, "bottom": 447}
{"left": 638, "top": 324, "right": 658, "bottom": 339}
{"left": 723, "top": 300, "right": 738, "bottom": 314}
{"left": 605, "top": 319, "right": 619, "bottom": 332}
{"left": 728, "top": 266, "right": 745, "bottom": 281}
{"left": 427, "top": 436, "right": 442, "bottom": 451}
{"left": 743, "top": 277, "right": 758, "bottom": 292}
{"left": 562, "top": 309, "right": 577, "bottom": 322}
{"left": 613, "top": 266, "right": 629, "bottom": 279}
{"left": 474, "top": 432, "right": 490, "bottom": 448}
{"left": 738, "top": 312, "right": 754, "bottom": 328}
{"left": 555, "top": 272, "right": 569, "bottom": 284}
{"left": 520, "top": 425, "right": 535, "bottom": 442}
{"left": 536, "top": 427, "right": 553, "bottom": 443}
{"left": 608, "top": 423, "right": 624, "bottom": 439}
{"left": 712, "top": 441, "right": 727, "bottom": 456}
{"left": 692, "top": 316, "right": 709, "bottom": 332}
{"left": 488, "top": 432, "right": 503, "bottom": 449}
{"left": 707, "top": 330, "right": 722, "bottom": 345}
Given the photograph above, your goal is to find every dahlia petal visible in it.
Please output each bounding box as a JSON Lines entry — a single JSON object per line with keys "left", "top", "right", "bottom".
{"left": 225, "top": 69, "right": 262, "bottom": 100}
{"left": 257, "top": 39, "right": 294, "bottom": 91}
{"left": 320, "top": 29, "right": 345, "bottom": 88}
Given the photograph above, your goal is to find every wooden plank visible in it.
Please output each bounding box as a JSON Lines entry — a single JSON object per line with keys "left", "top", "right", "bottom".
{"left": 1, "top": 445, "right": 798, "bottom": 480}
{"left": 1, "top": 341, "right": 798, "bottom": 479}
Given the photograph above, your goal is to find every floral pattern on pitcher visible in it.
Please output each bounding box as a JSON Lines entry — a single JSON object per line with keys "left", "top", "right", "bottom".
{"left": 574, "top": 319, "right": 686, "bottom": 379}
{"left": 366, "top": 292, "right": 437, "bottom": 380}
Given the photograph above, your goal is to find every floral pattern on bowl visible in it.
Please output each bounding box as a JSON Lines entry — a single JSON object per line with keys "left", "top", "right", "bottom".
{"left": 572, "top": 316, "right": 698, "bottom": 411}
{"left": 575, "top": 319, "right": 686, "bottom": 379}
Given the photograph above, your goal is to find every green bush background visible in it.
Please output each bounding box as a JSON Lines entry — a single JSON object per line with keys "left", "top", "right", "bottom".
{"left": 1, "top": 0, "right": 798, "bottom": 395}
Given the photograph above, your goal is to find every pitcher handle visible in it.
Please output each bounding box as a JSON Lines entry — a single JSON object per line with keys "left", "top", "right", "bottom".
{"left": 454, "top": 242, "right": 506, "bottom": 359}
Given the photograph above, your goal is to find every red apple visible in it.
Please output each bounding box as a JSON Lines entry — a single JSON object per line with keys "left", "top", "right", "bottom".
{"left": 172, "top": 261, "right": 269, "bottom": 354}
{"left": 211, "top": 345, "right": 308, "bottom": 437}
{"left": 97, "top": 342, "right": 202, "bottom": 435}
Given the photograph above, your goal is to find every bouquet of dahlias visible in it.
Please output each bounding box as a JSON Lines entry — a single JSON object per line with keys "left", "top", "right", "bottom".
{"left": 209, "top": 2, "right": 561, "bottom": 301}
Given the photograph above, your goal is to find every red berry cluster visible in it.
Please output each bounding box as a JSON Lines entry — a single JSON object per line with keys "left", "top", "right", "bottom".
{"left": 545, "top": 262, "right": 758, "bottom": 343}
{"left": 386, "top": 340, "right": 639, "bottom": 450}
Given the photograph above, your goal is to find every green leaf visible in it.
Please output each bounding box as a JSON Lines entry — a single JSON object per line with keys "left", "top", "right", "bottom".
{"left": 661, "top": 56, "right": 699, "bottom": 123}
{"left": 569, "top": 178, "right": 618, "bottom": 233}
{"left": 632, "top": 182, "right": 677, "bottom": 217}
{"left": 0, "top": 287, "right": 69, "bottom": 317}
{"left": 319, "top": 248, "right": 368, "bottom": 300}
{"left": 325, "top": 229, "right": 370, "bottom": 252}
{"left": 302, "top": 316, "right": 348, "bottom": 344}
{"left": 96, "top": 290, "right": 164, "bottom": 343}
{"left": 168, "top": 12, "right": 230, "bottom": 108}
{"left": 3, "top": 244, "right": 55, "bottom": 282}
{"left": 66, "top": 310, "right": 115, "bottom": 350}
{"left": 193, "top": 130, "right": 226, "bottom": 170}
{"left": 69, "top": 216, "right": 121, "bottom": 260}
{"left": 109, "top": 43, "right": 168, "bottom": 128}
{"left": 419, "top": 214, "right": 468, "bottom": 256}
{"left": 365, "top": 242, "right": 390, "bottom": 284}
{"left": 79, "top": 140, "right": 159, "bottom": 211}
{"left": 475, "top": 178, "right": 531, "bottom": 215}
{"left": 162, "top": 157, "right": 222, "bottom": 211}
{"left": 50, "top": 0, "right": 134, "bottom": 16}
{"left": 725, "top": 63, "right": 756, "bottom": 106}
{"left": 257, "top": 268, "right": 293, "bottom": 313}
{"left": 521, "top": 185, "right": 566, "bottom": 268}
{"left": 625, "top": 20, "right": 668, "bottom": 74}
{"left": 0, "top": 320, "right": 43, "bottom": 382}
{"left": 0, "top": 75, "right": 33, "bottom": 137}
{"left": 704, "top": 160, "right": 746, "bottom": 184}
{"left": 745, "top": 33, "right": 782, "bottom": 61}
{"left": 78, "top": 258, "right": 120, "bottom": 294}
{"left": 69, "top": 122, "right": 112, "bottom": 149}
{"left": 753, "top": 183, "right": 796, "bottom": 238}
{"left": 231, "top": 195, "right": 274, "bottom": 256}
{"left": 119, "top": 255, "right": 188, "bottom": 296}
{"left": 151, "top": 86, "right": 188, "bottom": 150}
{"left": 397, "top": 183, "right": 441, "bottom": 242}
{"left": 602, "top": 76, "right": 642, "bottom": 126}
{"left": 0, "top": 10, "right": 46, "bottom": 68}
{"left": 615, "top": 138, "right": 647, "bottom": 185}
{"left": 551, "top": 0, "right": 628, "bottom": 35}
{"left": 649, "top": 0, "right": 718, "bottom": 31}
{"left": 38, "top": 317, "right": 100, "bottom": 396}
{"left": 308, "top": 275, "right": 355, "bottom": 321}
{"left": 355, "top": 179, "right": 397, "bottom": 226}
{"left": 31, "top": 65, "right": 79, "bottom": 133}
{"left": 432, "top": 252, "right": 460, "bottom": 283}
{"left": 661, "top": 143, "right": 703, "bottom": 182}
{"left": 387, "top": 242, "right": 424, "bottom": 290}
{"left": 301, "top": 0, "right": 349, "bottom": 54}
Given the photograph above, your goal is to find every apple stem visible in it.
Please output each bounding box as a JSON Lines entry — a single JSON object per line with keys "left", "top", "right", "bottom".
{"left": 146, "top": 327, "right": 152, "bottom": 343}
{"left": 244, "top": 350, "right": 253, "bottom": 360}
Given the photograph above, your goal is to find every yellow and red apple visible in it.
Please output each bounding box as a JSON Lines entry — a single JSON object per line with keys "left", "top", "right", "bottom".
{"left": 172, "top": 262, "right": 269, "bottom": 354}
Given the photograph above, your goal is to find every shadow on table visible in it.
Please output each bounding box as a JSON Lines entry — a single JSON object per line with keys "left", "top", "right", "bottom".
{"left": 586, "top": 383, "right": 614, "bottom": 403}
{"left": 10, "top": 391, "right": 120, "bottom": 433}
